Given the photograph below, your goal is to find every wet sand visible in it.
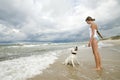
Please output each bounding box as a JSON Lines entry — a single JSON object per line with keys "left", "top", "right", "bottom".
{"left": 28, "top": 40, "right": 120, "bottom": 80}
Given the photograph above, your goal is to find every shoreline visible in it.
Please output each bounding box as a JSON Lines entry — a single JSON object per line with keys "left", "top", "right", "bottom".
{"left": 28, "top": 39, "right": 120, "bottom": 80}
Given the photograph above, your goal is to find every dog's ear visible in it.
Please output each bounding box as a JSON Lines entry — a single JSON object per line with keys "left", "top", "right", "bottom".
{"left": 75, "top": 46, "right": 78, "bottom": 51}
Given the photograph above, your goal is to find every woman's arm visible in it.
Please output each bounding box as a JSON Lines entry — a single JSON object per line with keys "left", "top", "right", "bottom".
{"left": 97, "top": 30, "right": 103, "bottom": 39}
{"left": 96, "top": 25, "right": 103, "bottom": 39}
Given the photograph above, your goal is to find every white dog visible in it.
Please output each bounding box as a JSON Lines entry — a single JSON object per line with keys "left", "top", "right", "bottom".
{"left": 64, "top": 46, "right": 79, "bottom": 67}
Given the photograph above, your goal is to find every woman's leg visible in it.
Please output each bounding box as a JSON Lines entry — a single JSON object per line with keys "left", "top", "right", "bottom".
{"left": 91, "top": 39, "right": 102, "bottom": 70}
{"left": 95, "top": 40, "right": 102, "bottom": 69}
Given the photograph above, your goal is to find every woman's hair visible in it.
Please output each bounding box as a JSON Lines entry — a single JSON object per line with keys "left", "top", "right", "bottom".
{"left": 85, "top": 16, "right": 95, "bottom": 21}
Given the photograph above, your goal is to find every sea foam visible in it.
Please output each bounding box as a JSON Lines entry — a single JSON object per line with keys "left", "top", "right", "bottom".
{"left": 0, "top": 52, "right": 58, "bottom": 80}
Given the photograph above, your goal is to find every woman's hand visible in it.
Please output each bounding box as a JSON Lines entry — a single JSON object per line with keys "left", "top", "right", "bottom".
{"left": 88, "top": 42, "right": 91, "bottom": 47}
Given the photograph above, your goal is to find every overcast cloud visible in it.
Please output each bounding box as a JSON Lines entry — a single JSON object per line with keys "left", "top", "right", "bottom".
{"left": 0, "top": 0, "right": 120, "bottom": 42}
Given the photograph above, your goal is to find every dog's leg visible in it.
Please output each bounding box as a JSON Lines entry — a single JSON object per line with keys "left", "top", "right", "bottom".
{"left": 71, "top": 59, "right": 75, "bottom": 67}
{"left": 65, "top": 57, "right": 69, "bottom": 65}
{"left": 76, "top": 59, "right": 80, "bottom": 65}
{"left": 64, "top": 59, "right": 67, "bottom": 65}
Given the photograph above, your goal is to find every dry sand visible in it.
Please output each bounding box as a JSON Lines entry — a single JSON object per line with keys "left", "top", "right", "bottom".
{"left": 28, "top": 40, "right": 120, "bottom": 80}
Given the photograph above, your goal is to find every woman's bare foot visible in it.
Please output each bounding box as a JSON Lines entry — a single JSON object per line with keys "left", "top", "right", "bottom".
{"left": 93, "top": 67, "right": 102, "bottom": 71}
{"left": 95, "top": 67, "right": 102, "bottom": 70}
{"left": 96, "top": 68, "right": 101, "bottom": 71}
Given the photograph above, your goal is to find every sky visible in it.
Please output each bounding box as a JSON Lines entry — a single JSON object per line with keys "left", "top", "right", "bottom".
{"left": 0, "top": 0, "right": 120, "bottom": 43}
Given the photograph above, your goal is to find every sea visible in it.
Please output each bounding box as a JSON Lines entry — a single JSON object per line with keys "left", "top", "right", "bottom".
{"left": 0, "top": 42, "right": 113, "bottom": 80}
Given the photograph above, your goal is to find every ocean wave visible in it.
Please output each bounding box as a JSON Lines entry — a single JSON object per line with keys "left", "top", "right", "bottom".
{"left": 78, "top": 42, "right": 113, "bottom": 48}
{"left": 0, "top": 52, "right": 58, "bottom": 80}
{"left": 6, "top": 43, "right": 60, "bottom": 48}
{"left": 98, "top": 42, "right": 113, "bottom": 48}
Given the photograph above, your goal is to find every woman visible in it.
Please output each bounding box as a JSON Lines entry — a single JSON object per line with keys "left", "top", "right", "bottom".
{"left": 85, "top": 16, "right": 103, "bottom": 70}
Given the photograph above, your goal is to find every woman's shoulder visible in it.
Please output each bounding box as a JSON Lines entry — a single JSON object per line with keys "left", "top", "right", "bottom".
{"left": 91, "top": 22, "right": 97, "bottom": 26}
{"left": 91, "top": 23, "right": 97, "bottom": 29}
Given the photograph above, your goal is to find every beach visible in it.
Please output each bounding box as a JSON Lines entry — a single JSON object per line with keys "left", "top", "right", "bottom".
{"left": 0, "top": 40, "right": 120, "bottom": 80}
{"left": 28, "top": 40, "right": 120, "bottom": 80}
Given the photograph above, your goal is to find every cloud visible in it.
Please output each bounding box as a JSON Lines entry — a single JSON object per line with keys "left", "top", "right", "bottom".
{"left": 0, "top": 24, "right": 27, "bottom": 42}
{"left": 0, "top": 0, "right": 120, "bottom": 42}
